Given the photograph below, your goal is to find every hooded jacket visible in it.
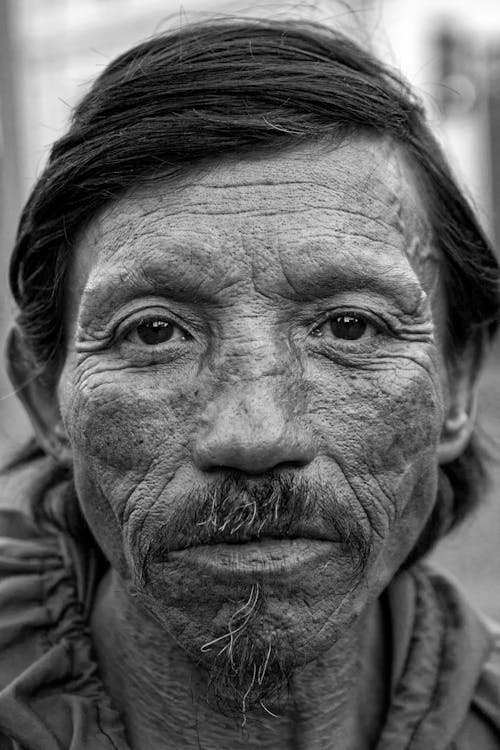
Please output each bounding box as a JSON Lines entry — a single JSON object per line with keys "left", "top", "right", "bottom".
{"left": 0, "top": 455, "right": 498, "bottom": 749}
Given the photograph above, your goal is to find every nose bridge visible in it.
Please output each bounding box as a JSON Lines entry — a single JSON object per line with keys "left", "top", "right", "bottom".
{"left": 226, "top": 373, "right": 289, "bottom": 436}
{"left": 220, "top": 320, "right": 290, "bottom": 381}
{"left": 193, "top": 345, "right": 315, "bottom": 474}
{"left": 213, "top": 321, "right": 300, "bottom": 424}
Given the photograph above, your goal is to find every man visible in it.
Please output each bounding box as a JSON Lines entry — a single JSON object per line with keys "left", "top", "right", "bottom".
{"left": 0, "top": 16, "right": 499, "bottom": 750}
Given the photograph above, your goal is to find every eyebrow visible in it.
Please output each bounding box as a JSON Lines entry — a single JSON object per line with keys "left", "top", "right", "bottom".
{"left": 79, "top": 243, "right": 426, "bottom": 320}
{"left": 277, "top": 257, "right": 425, "bottom": 313}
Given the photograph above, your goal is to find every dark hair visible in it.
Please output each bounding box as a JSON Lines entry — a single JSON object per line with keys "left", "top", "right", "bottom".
{"left": 8, "top": 17, "right": 500, "bottom": 559}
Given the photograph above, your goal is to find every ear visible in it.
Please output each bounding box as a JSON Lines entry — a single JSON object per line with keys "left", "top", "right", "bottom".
{"left": 437, "top": 347, "right": 479, "bottom": 465}
{"left": 6, "top": 327, "right": 72, "bottom": 466}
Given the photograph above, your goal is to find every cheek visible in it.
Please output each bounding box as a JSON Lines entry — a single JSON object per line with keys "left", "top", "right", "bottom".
{"left": 57, "top": 365, "right": 204, "bottom": 571}
{"left": 60, "top": 370, "right": 200, "bottom": 470}
{"left": 312, "top": 354, "right": 443, "bottom": 455}
{"left": 309, "top": 352, "right": 444, "bottom": 541}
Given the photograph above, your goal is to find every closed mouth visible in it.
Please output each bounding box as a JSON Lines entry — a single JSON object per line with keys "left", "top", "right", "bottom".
{"left": 165, "top": 537, "right": 341, "bottom": 575}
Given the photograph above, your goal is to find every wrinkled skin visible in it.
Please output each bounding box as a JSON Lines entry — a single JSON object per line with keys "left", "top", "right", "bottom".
{"left": 55, "top": 137, "right": 452, "bottom": 747}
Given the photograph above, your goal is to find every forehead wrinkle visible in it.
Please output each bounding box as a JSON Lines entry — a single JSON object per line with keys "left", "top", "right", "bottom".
{"left": 75, "top": 138, "right": 424, "bottom": 265}
{"left": 134, "top": 178, "right": 403, "bottom": 222}
{"left": 117, "top": 138, "right": 418, "bottom": 223}
{"left": 68, "top": 138, "right": 438, "bottom": 329}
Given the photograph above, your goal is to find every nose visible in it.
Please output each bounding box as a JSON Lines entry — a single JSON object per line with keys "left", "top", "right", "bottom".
{"left": 193, "top": 381, "right": 317, "bottom": 474}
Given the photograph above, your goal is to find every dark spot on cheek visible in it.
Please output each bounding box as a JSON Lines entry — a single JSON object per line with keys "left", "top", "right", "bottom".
{"left": 76, "top": 395, "right": 161, "bottom": 470}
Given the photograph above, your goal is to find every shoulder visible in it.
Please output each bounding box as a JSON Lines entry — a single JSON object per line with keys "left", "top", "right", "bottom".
{"left": 428, "top": 566, "right": 500, "bottom": 748}
{"left": 0, "top": 456, "right": 76, "bottom": 691}
{"left": 455, "top": 619, "right": 500, "bottom": 749}
{"left": 0, "top": 454, "right": 124, "bottom": 749}
{"left": 387, "top": 564, "right": 500, "bottom": 749}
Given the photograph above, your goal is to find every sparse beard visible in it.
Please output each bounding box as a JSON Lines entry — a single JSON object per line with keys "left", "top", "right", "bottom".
{"left": 200, "top": 582, "right": 292, "bottom": 722}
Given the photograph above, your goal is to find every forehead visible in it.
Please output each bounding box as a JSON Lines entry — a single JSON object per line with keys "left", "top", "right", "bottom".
{"left": 69, "top": 137, "right": 434, "bottom": 315}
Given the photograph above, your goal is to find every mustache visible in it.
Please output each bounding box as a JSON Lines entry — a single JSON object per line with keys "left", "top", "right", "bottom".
{"left": 140, "top": 472, "right": 372, "bottom": 580}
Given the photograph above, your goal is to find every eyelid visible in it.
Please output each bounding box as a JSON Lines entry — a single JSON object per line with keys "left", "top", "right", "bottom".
{"left": 114, "top": 308, "right": 192, "bottom": 344}
{"left": 311, "top": 307, "right": 390, "bottom": 335}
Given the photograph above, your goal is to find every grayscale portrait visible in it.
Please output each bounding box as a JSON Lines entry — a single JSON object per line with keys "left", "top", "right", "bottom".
{"left": 0, "top": 9, "right": 499, "bottom": 750}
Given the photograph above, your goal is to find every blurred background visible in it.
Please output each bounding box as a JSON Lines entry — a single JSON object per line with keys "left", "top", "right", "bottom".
{"left": 0, "top": 0, "right": 499, "bottom": 616}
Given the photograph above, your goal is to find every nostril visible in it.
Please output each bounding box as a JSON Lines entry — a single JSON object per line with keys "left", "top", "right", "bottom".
{"left": 273, "top": 459, "right": 311, "bottom": 471}
{"left": 194, "top": 436, "right": 316, "bottom": 474}
{"left": 203, "top": 459, "right": 309, "bottom": 475}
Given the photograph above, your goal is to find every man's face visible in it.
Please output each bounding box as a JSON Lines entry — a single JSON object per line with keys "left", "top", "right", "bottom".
{"left": 57, "top": 138, "right": 445, "bottom": 707}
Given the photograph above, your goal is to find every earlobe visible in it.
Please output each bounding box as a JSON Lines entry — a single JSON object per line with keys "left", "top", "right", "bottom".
{"left": 5, "top": 327, "right": 72, "bottom": 466}
{"left": 437, "top": 390, "right": 477, "bottom": 465}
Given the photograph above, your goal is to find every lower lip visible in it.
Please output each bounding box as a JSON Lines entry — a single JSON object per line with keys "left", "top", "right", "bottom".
{"left": 167, "top": 538, "right": 339, "bottom": 576}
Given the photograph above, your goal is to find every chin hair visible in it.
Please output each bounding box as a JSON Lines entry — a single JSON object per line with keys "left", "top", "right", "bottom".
{"left": 199, "top": 582, "right": 293, "bottom": 721}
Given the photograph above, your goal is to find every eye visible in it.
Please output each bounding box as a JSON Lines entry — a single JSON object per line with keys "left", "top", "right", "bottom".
{"left": 329, "top": 313, "right": 368, "bottom": 340}
{"left": 311, "top": 312, "right": 376, "bottom": 341}
{"left": 125, "top": 318, "right": 191, "bottom": 346}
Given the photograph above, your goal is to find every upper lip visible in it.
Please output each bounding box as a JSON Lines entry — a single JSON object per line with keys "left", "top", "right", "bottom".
{"left": 146, "top": 473, "right": 347, "bottom": 558}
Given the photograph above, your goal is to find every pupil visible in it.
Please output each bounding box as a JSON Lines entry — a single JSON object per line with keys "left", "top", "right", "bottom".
{"left": 330, "top": 314, "right": 366, "bottom": 340}
{"left": 136, "top": 320, "right": 174, "bottom": 345}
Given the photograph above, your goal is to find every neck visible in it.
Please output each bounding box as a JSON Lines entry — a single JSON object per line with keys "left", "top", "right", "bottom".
{"left": 91, "top": 570, "right": 390, "bottom": 750}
